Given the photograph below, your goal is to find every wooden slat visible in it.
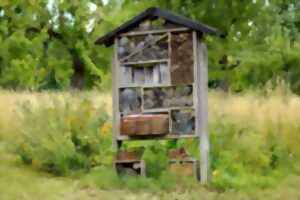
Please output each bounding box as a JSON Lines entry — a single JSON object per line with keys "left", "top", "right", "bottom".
{"left": 142, "top": 106, "right": 193, "bottom": 113}
{"left": 120, "top": 27, "right": 190, "bottom": 37}
{"left": 118, "top": 83, "right": 171, "bottom": 89}
{"left": 112, "top": 38, "right": 120, "bottom": 151}
{"left": 169, "top": 158, "right": 197, "bottom": 163}
{"left": 114, "top": 159, "right": 142, "bottom": 163}
{"left": 116, "top": 133, "right": 198, "bottom": 141}
{"left": 122, "top": 59, "right": 168, "bottom": 66}
{"left": 167, "top": 31, "right": 172, "bottom": 85}
{"left": 194, "top": 31, "right": 209, "bottom": 184}
{"left": 120, "top": 65, "right": 133, "bottom": 85}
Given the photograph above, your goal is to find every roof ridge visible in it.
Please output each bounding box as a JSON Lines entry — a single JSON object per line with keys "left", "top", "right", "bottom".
{"left": 95, "top": 7, "right": 225, "bottom": 46}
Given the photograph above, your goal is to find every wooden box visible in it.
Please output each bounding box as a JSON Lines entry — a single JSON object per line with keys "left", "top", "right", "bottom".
{"left": 169, "top": 160, "right": 197, "bottom": 177}
{"left": 168, "top": 148, "right": 198, "bottom": 178}
{"left": 120, "top": 114, "right": 169, "bottom": 135}
{"left": 115, "top": 149, "right": 144, "bottom": 161}
{"left": 114, "top": 148, "right": 146, "bottom": 176}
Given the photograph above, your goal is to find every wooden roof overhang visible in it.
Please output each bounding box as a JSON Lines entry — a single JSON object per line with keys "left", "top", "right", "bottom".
{"left": 95, "top": 7, "right": 225, "bottom": 47}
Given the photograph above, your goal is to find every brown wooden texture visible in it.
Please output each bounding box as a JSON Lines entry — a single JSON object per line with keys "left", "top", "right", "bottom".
{"left": 170, "top": 31, "right": 194, "bottom": 84}
{"left": 115, "top": 149, "right": 144, "bottom": 162}
{"left": 120, "top": 114, "right": 169, "bottom": 136}
{"left": 168, "top": 148, "right": 189, "bottom": 160}
{"left": 111, "top": 24, "right": 209, "bottom": 181}
{"left": 169, "top": 161, "right": 197, "bottom": 177}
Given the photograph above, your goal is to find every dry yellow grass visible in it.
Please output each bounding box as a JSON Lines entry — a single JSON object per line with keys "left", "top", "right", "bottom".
{"left": 209, "top": 89, "right": 300, "bottom": 152}
{"left": 0, "top": 90, "right": 112, "bottom": 142}
{"left": 1, "top": 89, "right": 300, "bottom": 141}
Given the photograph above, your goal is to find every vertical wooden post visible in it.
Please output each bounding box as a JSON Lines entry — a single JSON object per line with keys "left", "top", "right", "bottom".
{"left": 112, "top": 38, "right": 120, "bottom": 151}
{"left": 198, "top": 39, "right": 209, "bottom": 184}
{"left": 193, "top": 32, "right": 209, "bottom": 183}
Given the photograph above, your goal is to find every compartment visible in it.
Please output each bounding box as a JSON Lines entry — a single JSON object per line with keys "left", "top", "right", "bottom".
{"left": 143, "top": 85, "right": 193, "bottom": 109}
{"left": 119, "top": 63, "right": 169, "bottom": 87}
{"left": 170, "top": 32, "right": 194, "bottom": 84}
{"left": 119, "top": 88, "right": 141, "bottom": 114}
{"left": 171, "top": 109, "right": 195, "bottom": 135}
{"left": 115, "top": 149, "right": 145, "bottom": 176}
{"left": 168, "top": 160, "right": 197, "bottom": 177}
{"left": 115, "top": 148, "right": 144, "bottom": 161}
{"left": 120, "top": 113, "right": 169, "bottom": 136}
{"left": 118, "top": 34, "right": 168, "bottom": 63}
{"left": 168, "top": 147, "right": 189, "bottom": 160}
{"left": 115, "top": 161, "right": 145, "bottom": 176}
{"left": 119, "top": 65, "right": 133, "bottom": 85}
{"left": 168, "top": 148, "right": 198, "bottom": 178}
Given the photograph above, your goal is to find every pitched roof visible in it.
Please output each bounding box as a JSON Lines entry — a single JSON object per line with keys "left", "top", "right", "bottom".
{"left": 95, "top": 7, "right": 225, "bottom": 46}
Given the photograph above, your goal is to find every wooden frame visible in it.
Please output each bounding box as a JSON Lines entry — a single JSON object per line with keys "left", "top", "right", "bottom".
{"left": 111, "top": 27, "right": 209, "bottom": 183}
{"left": 114, "top": 160, "right": 146, "bottom": 177}
{"left": 169, "top": 158, "right": 198, "bottom": 179}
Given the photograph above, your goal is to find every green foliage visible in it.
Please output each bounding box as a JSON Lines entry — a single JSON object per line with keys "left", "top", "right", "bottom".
{"left": 209, "top": 118, "right": 300, "bottom": 190}
{"left": 82, "top": 166, "right": 198, "bottom": 192}
{"left": 17, "top": 98, "right": 110, "bottom": 175}
{"left": 142, "top": 144, "right": 168, "bottom": 178}
{"left": 1, "top": 1, "right": 300, "bottom": 92}
{"left": 0, "top": 0, "right": 109, "bottom": 90}
{"left": 10, "top": 90, "right": 300, "bottom": 191}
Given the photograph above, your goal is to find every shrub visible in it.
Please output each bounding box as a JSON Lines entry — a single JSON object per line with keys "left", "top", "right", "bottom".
{"left": 17, "top": 97, "right": 110, "bottom": 176}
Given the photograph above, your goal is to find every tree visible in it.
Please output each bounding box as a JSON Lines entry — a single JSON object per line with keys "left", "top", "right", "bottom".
{"left": 1, "top": 0, "right": 300, "bottom": 93}
{"left": 0, "top": 0, "right": 108, "bottom": 90}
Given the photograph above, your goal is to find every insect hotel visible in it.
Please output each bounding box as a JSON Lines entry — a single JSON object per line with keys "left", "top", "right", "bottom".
{"left": 95, "top": 7, "right": 224, "bottom": 183}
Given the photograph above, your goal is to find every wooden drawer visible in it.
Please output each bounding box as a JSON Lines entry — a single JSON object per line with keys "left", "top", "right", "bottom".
{"left": 120, "top": 114, "right": 169, "bottom": 136}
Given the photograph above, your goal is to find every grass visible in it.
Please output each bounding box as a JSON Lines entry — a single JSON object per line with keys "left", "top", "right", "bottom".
{"left": 1, "top": 88, "right": 300, "bottom": 199}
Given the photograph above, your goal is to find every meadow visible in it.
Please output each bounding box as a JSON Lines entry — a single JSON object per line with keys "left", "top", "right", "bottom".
{"left": 1, "top": 87, "right": 300, "bottom": 199}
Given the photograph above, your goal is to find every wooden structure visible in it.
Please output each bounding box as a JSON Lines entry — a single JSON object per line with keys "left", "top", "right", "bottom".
{"left": 95, "top": 7, "right": 224, "bottom": 183}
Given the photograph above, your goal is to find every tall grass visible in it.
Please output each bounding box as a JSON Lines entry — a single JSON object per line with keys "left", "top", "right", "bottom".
{"left": 0, "top": 90, "right": 111, "bottom": 142}
{"left": 0, "top": 87, "right": 300, "bottom": 190}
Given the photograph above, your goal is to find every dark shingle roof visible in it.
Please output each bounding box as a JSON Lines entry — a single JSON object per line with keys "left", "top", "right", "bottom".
{"left": 95, "top": 7, "right": 225, "bottom": 46}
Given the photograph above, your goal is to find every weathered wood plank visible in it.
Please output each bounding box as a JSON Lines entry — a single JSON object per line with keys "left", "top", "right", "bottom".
{"left": 119, "top": 65, "right": 133, "bottom": 86}
{"left": 133, "top": 68, "right": 145, "bottom": 84}
{"left": 144, "top": 67, "right": 153, "bottom": 84}
{"left": 120, "top": 27, "right": 190, "bottom": 37}
{"left": 116, "top": 133, "right": 199, "bottom": 141}
{"left": 112, "top": 38, "right": 121, "bottom": 151}
{"left": 159, "top": 63, "right": 170, "bottom": 84}
{"left": 122, "top": 59, "right": 168, "bottom": 66}
{"left": 152, "top": 64, "right": 160, "bottom": 84}
{"left": 193, "top": 31, "right": 209, "bottom": 184}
